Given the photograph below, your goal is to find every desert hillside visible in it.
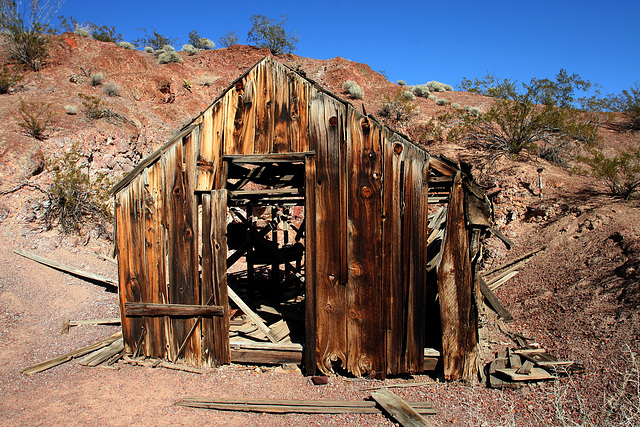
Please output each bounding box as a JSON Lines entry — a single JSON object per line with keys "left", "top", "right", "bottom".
{"left": 0, "top": 34, "right": 639, "bottom": 426}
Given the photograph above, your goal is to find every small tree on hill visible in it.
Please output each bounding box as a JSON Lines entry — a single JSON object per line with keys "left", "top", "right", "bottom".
{"left": 578, "top": 148, "right": 640, "bottom": 200}
{"left": 219, "top": 31, "right": 238, "bottom": 48}
{"left": 134, "top": 28, "right": 176, "bottom": 51}
{"left": 0, "top": 0, "right": 64, "bottom": 71}
{"left": 614, "top": 82, "right": 640, "bottom": 131}
{"left": 187, "top": 30, "right": 215, "bottom": 50}
{"left": 451, "top": 69, "right": 605, "bottom": 164}
{"left": 247, "top": 14, "right": 298, "bottom": 55}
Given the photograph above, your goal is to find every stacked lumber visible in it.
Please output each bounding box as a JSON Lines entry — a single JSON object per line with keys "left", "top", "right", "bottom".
{"left": 487, "top": 347, "right": 584, "bottom": 389}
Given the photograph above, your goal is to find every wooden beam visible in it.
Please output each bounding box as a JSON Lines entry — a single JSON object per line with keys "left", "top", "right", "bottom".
{"left": 176, "top": 396, "right": 437, "bottom": 415}
{"left": 124, "top": 303, "right": 224, "bottom": 317}
{"left": 230, "top": 348, "right": 302, "bottom": 365}
{"left": 223, "top": 151, "right": 316, "bottom": 164}
{"left": 481, "top": 246, "right": 546, "bottom": 277}
{"left": 371, "top": 389, "right": 435, "bottom": 427}
{"left": 227, "top": 286, "right": 279, "bottom": 344}
{"left": 229, "top": 340, "right": 302, "bottom": 352}
{"left": 14, "top": 249, "right": 117, "bottom": 289}
{"left": 478, "top": 277, "right": 514, "bottom": 322}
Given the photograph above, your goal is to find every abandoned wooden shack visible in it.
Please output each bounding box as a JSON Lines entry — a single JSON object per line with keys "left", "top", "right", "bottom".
{"left": 111, "top": 56, "right": 495, "bottom": 380}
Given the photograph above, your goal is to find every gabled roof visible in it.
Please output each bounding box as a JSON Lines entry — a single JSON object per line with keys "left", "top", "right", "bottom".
{"left": 111, "top": 56, "right": 425, "bottom": 196}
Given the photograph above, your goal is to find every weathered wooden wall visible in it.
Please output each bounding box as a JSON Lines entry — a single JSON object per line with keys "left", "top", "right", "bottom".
{"left": 114, "top": 57, "right": 440, "bottom": 377}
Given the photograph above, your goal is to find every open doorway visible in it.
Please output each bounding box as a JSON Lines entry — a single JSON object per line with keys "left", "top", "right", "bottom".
{"left": 222, "top": 154, "right": 308, "bottom": 355}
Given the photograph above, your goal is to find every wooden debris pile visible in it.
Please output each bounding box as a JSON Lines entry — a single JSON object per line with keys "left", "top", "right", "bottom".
{"left": 486, "top": 347, "right": 585, "bottom": 389}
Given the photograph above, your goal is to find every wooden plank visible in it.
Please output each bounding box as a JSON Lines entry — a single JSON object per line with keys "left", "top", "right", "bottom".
{"left": 177, "top": 397, "right": 437, "bottom": 415}
{"left": 478, "top": 277, "right": 514, "bottom": 322}
{"left": 201, "top": 190, "right": 231, "bottom": 366}
{"left": 14, "top": 249, "right": 117, "bottom": 289}
{"left": 495, "top": 367, "right": 554, "bottom": 381}
{"left": 401, "top": 144, "right": 430, "bottom": 373}
{"left": 382, "top": 134, "right": 405, "bottom": 375}
{"left": 289, "top": 73, "right": 310, "bottom": 152}
{"left": 253, "top": 60, "right": 275, "bottom": 154}
{"left": 67, "top": 318, "right": 121, "bottom": 327}
{"left": 272, "top": 65, "right": 292, "bottom": 153}
{"left": 308, "top": 92, "right": 347, "bottom": 374}
{"left": 20, "top": 332, "right": 122, "bottom": 375}
{"left": 488, "top": 270, "right": 519, "bottom": 291}
{"left": 481, "top": 246, "right": 546, "bottom": 277}
{"left": 222, "top": 86, "right": 240, "bottom": 155}
{"left": 437, "top": 171, "right": 477, "bottom": 381}
{"left": 143, "top": 164, "right": 167, "bottom": 358}
{"left": 229, "top": 340, "right": 302, "bottom": 352}
{"left": 428, "top": 156, "right": 457, "bottom": 176}
{"left": 346, "top": 109, "right": 384, "bottom": 378}
{"left": 235, "top": 77, "right": 256, "bottom": 155}
{"left": 124, "top": 302, "right": 224, "bottom": 317}
{"left": 223, "top": 152, "right": 315, "bottom": 163}
{"left": 230, "top": 348, "right": 302, "bottom": 365}
{"left": 78, "top": 338, "right": 125, "bottom": 367}
{"left": 304, "top": 155, "right": 317, "bottom": 375}
{"left": 371, "top": 389, "right": 434, "bottom": 427}
{"left": 196, "top": 106, "right": 215, "bottom": 191}
{"left": 227, "top": 286, "right": 278, "bottom": 344}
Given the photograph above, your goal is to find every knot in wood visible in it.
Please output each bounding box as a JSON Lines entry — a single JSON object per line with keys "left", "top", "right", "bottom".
{"left": 329, "top": 116, "right": 338, "bottom": 127}
{"left": 360, "top": 186, "right": 373, "bottom": 198}
{"left": 350, "top": 261, "right": 362, "bottom": 277}
{"left": 360, "top": 118, "right": 370, "bottom": 134}
{"left": 349, "top": 309, "right": 359, "bottom": 320}
{"left": 173, "top": 186, "right": 182, "bottom": 197}
{"left": 325, "top": 303, "right": 332, "bottom": 311}
{"left": 393, "top": 143, "right": 403, "bottom": 154}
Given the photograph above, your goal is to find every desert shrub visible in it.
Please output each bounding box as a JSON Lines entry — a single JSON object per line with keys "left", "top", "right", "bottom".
{"left": 397, "top": 80, "right": 406, "bottom": 86}
{"left": 578, "top": 148, "right": 640, "bottom": 199}
{"left": 219, "top": 31, "right": 239, "bottom": 48}
{"left": 79, "top": 93, "right": 106, "bottom": 120}
{"left": 427, "top": 81, "right": 453, "bottom": 92}
{"left": 103, "top": 82, "right": 120, "bottom": 97}
{"left": 89, "top": 72, "right": 104, "bottom": 86}
{"left": 181, "top": 44, "right": 198, "bottom": 55}
{"left": 451, "top": 103, "right": 461, "bottom": 109}
{"left": 401, "top": 90, "right": 416, "bottom": 101}
{"left": 157, "top": 45, "right": 183, "bottom": 64}
{"left": 42, "top": 145, "right": 112, "bottom": 234}
{"left": 183, "top": 79, "right": 192, "bottom": 91}
{"left": 17, "top": 99, "right": 53, "bottom": 140}
{"left": 415, "top": 116, "right": 447, "bottom": 144}
{"left": 0, "top": 1, "right": 63, "bottom": 71}
{"left": 428, "top": 94, "right": 437, "bottom": 101}
{"left": 64, "top": 105, "right": 77, "bottom": 115}
{"left": 0, "top": 63, "right": 23, "bottom": 94}
{"left": 73, "top": 27, "right": 90, "bottom": 37}
{"left": 450, "top": 69, "right": 603, "bottom": 162}
{"left": 144, "top": 46, "right": 154, "bottom": 53}
{"left": 342, "top": 80, "right": 364, "bottom": 99}
{"left": 118, "top": 41, "right": 135, "bottom": 50}
{"left": 194, "top": 73, "right": 219, "bottom": 87}
{"left": 379, "top": 90, "right": 418, "bottom": 127}
{"left": 614, "top": 82, "right": 640, "bottom": 131}
{"left": 134, "top": 28, "right": 176, "bottom": 50}
{"left": 187, "top": 30, "right": 215, "bottom": 50}
{"left": 468, "top": 106, "right": 481, "bottom": 116}
{"left": 409, "top": 84, "right": 431, "bottom": 98}
{"left": 247, "top": 14, "right": 298, "bottom": 55}
{"left": 435, "top": 98, "right": 448, "bottom": 106}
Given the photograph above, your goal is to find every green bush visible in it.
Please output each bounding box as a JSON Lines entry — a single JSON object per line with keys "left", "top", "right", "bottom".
{"left": 408, "top": 84, "right": 430, "bottom": 98}
{"left": 42, "top": 145, "right": 112, "bottom": 234}
{"left": 615, "top": 82, "right": 640, "bottom": 131}
{"left": 73, "top": 27, "right": 90, "bottom": 37}
{"left": 378, "top": 90, "right": 418, "bottom": 126}
{"left": 397, "top": 80, "right": 406, "bottom": 86}
{"left": 219, "top": 31, "right": 239, "bottom": 48}
{"left": 134, "top": 28, "right": 176, "bottom": 50}
{"left": 64, "top": 105, "right": 77, "bottom": 115}
{"left": 401, "top": 90, "right": 416, "bottom": 101}
{"left": 0, "top": 63, "right": 23, "bottom": 94}
{"left": 144, "top": 46, "right": 154, "bottom": 53}
{"left": 157, "top": 45, "right": 183, "bottom": 64}
{"left": 79, "top": 93, "right": 106, "bottom": 120}
{"left": 187, "top": 30, "right": 215, "bottom": 50}
{"left": 181, "top": 44, "right": 199, "bottom": 55}
{"left": 578, "top": 148, "right": 640, "bottom": 199}
{"left": 451, "top": 103, "right": 461, "bottom": 109}
{"left": 57, "top": 16, "right": 122, "bottom": 43}
{"left": 435, "top": 98, "right": 448, "bottom": 106}
{"left": 118, "top": 41, "right": 135, "bottom": 50}
{"left": 427, "top": 81, "right": 453, "bottom": 92}
{"left": 0, "top": 0, "right": 63, "bottom": 71}
{"left": 247, "top": 14, "right": 298, "bottom": 55}
{"left": 343, "top": 80, "right": 364, "bottom": 99}
{"left": 428, "top": 94, "right": 437, "bottom": 101}
{"left": 17, "top": 99, "right": 53, "bottom": 140}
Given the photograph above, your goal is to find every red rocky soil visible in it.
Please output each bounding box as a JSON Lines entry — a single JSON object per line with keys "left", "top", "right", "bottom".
{"left": 0, "top": 34, "right": 639, "bottom": 426}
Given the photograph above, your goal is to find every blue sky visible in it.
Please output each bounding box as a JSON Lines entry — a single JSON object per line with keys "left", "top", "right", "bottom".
{"left": 55, "top": 0, "right": 639, "bottom": 95}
